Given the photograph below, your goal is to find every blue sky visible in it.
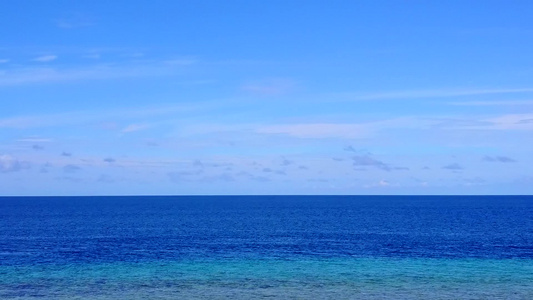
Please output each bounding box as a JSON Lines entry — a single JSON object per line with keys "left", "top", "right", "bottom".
{"left": 1, "top": 0, "right": 533, "bottom": 195}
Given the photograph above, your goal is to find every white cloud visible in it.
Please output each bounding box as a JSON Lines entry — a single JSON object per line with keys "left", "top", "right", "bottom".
{"left": 0, "top": 59, "right": 9, "bottom": 64}
{"left": 33, "top": 55, "right": 58, "bottom": 62}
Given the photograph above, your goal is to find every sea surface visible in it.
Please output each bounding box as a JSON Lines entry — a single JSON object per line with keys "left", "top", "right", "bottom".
{"left": 0, "top": 195, "right": 532, "bottom": 299}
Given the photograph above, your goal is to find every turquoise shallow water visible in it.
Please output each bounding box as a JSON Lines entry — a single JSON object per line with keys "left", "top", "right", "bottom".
{"left": 1, "top": 258, "right": 532, "bottom": 299}
{"left": 1, "top": 196, "right": 532, "bottom": 299}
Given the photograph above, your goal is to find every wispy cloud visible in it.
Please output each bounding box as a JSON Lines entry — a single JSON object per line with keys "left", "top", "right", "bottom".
{"left": 483, "top": 156, "right": 516, "bottom": 163}
{"left": 168, "top": 170, "right": 203, "bottom": 182}
{"left": 344, "top": 146, "right": 357, "bottom": 153}
{"left": 0, "top": 112, "right": 85, "bottom": 129}
{"left": 122, "top": 123, "right": 151, "bottom": 133}
{"left": 431, "top": 114, "right": 533, "bottom": 131}
{"left": 56, "top": 176, "right": 83, "bottom": 183}
{"left": 243, "top": 173, "right": 271, "bottom": 182}
{"left": 352, "top": 155, "right": 391, "bottom": 171}
{"left": 340, "top": 87, "right": 533, "bottom": 101}
{"left": 63, "top": 164, "right": 82, "bottom": 173}
{"left": 378, "top": 179, "right": 390, "bottom": 187}
{"left": 164, "top": 58, "right": 197, "bottom": 65}
{"left": 0, "top": 59, "right": 9, "bottom": 64}
{"left": 33, "top": 55, "right": 58, "bottom": 62}
{"left": 241, "top": 79, "right": 295, "bottom": 96}
{"left": 262, "top": 168, "right": 285, "bottom": 175}
{"left": 448, "top": 100, "right": 533, "bottom": 106}
{"left": 419, "top": 113, "right": 533, "bottom": 131}
{"left": 54, "top": 13, "right": 95, "bottom": 29}
{"left": 364, "top": 179, "right": 399, "bottom": 188}
{"left": 0, "top": 60, "right": 191, "bottom": 87}
{"left": 200, "top": 173, "right": 236, "bottom": 183}
{"left": 55, "top": 20, "right": 94, "bottom": 29}
{"left": 483, "top": 114, "right": 533, "bottom": 130}
{"left": 351, "top": 155, "right": 405, "bottom": 172}
{"left": 257, "top": 123, "right": 368, "bottom": 139}
{"left": 343, "top": 146, "right": 372, "bottom": 155}
{"left": 0, "top": 101, "right": 209, "bottom": 129}
{"left": 82, "top": 54, "right": 101, "bottom": 59}
{"left": 17, "top": 138, "right": 52, "bottom": 143}
{"left": 124, "top": 52, "right": 145, "bottom": 58}
{"left": 442, "top": 163, "right": 463, "bottom": 171}
{"left": 281, "top": 158, "right": 293, "bottom": 166}
{"left": 462, "top": 177, "right": 486, "bottom": 186}
{"left": 97, "top": 174, "right": 115, "bottom": 183}
{"left": 0, "top": 155, "right": 29, "bottom": 173}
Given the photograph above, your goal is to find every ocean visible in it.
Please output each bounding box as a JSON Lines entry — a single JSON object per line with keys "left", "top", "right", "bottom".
{"left": 0, "top": 195, "right": 531, "bottom": 299}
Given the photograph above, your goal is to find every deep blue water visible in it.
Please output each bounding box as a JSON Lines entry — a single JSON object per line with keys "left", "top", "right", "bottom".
{"left": 1, "top": 195, "right": 532, "bottom": 299}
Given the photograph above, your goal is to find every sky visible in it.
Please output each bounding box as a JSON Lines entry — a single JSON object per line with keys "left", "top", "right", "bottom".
{"left": 1, "top": 0, "right": 533, "bottom": 195}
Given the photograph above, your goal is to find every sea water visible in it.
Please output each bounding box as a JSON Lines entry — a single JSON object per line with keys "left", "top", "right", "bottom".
{"left": 0, "top": 196, "right": 531, "bottom": 299}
